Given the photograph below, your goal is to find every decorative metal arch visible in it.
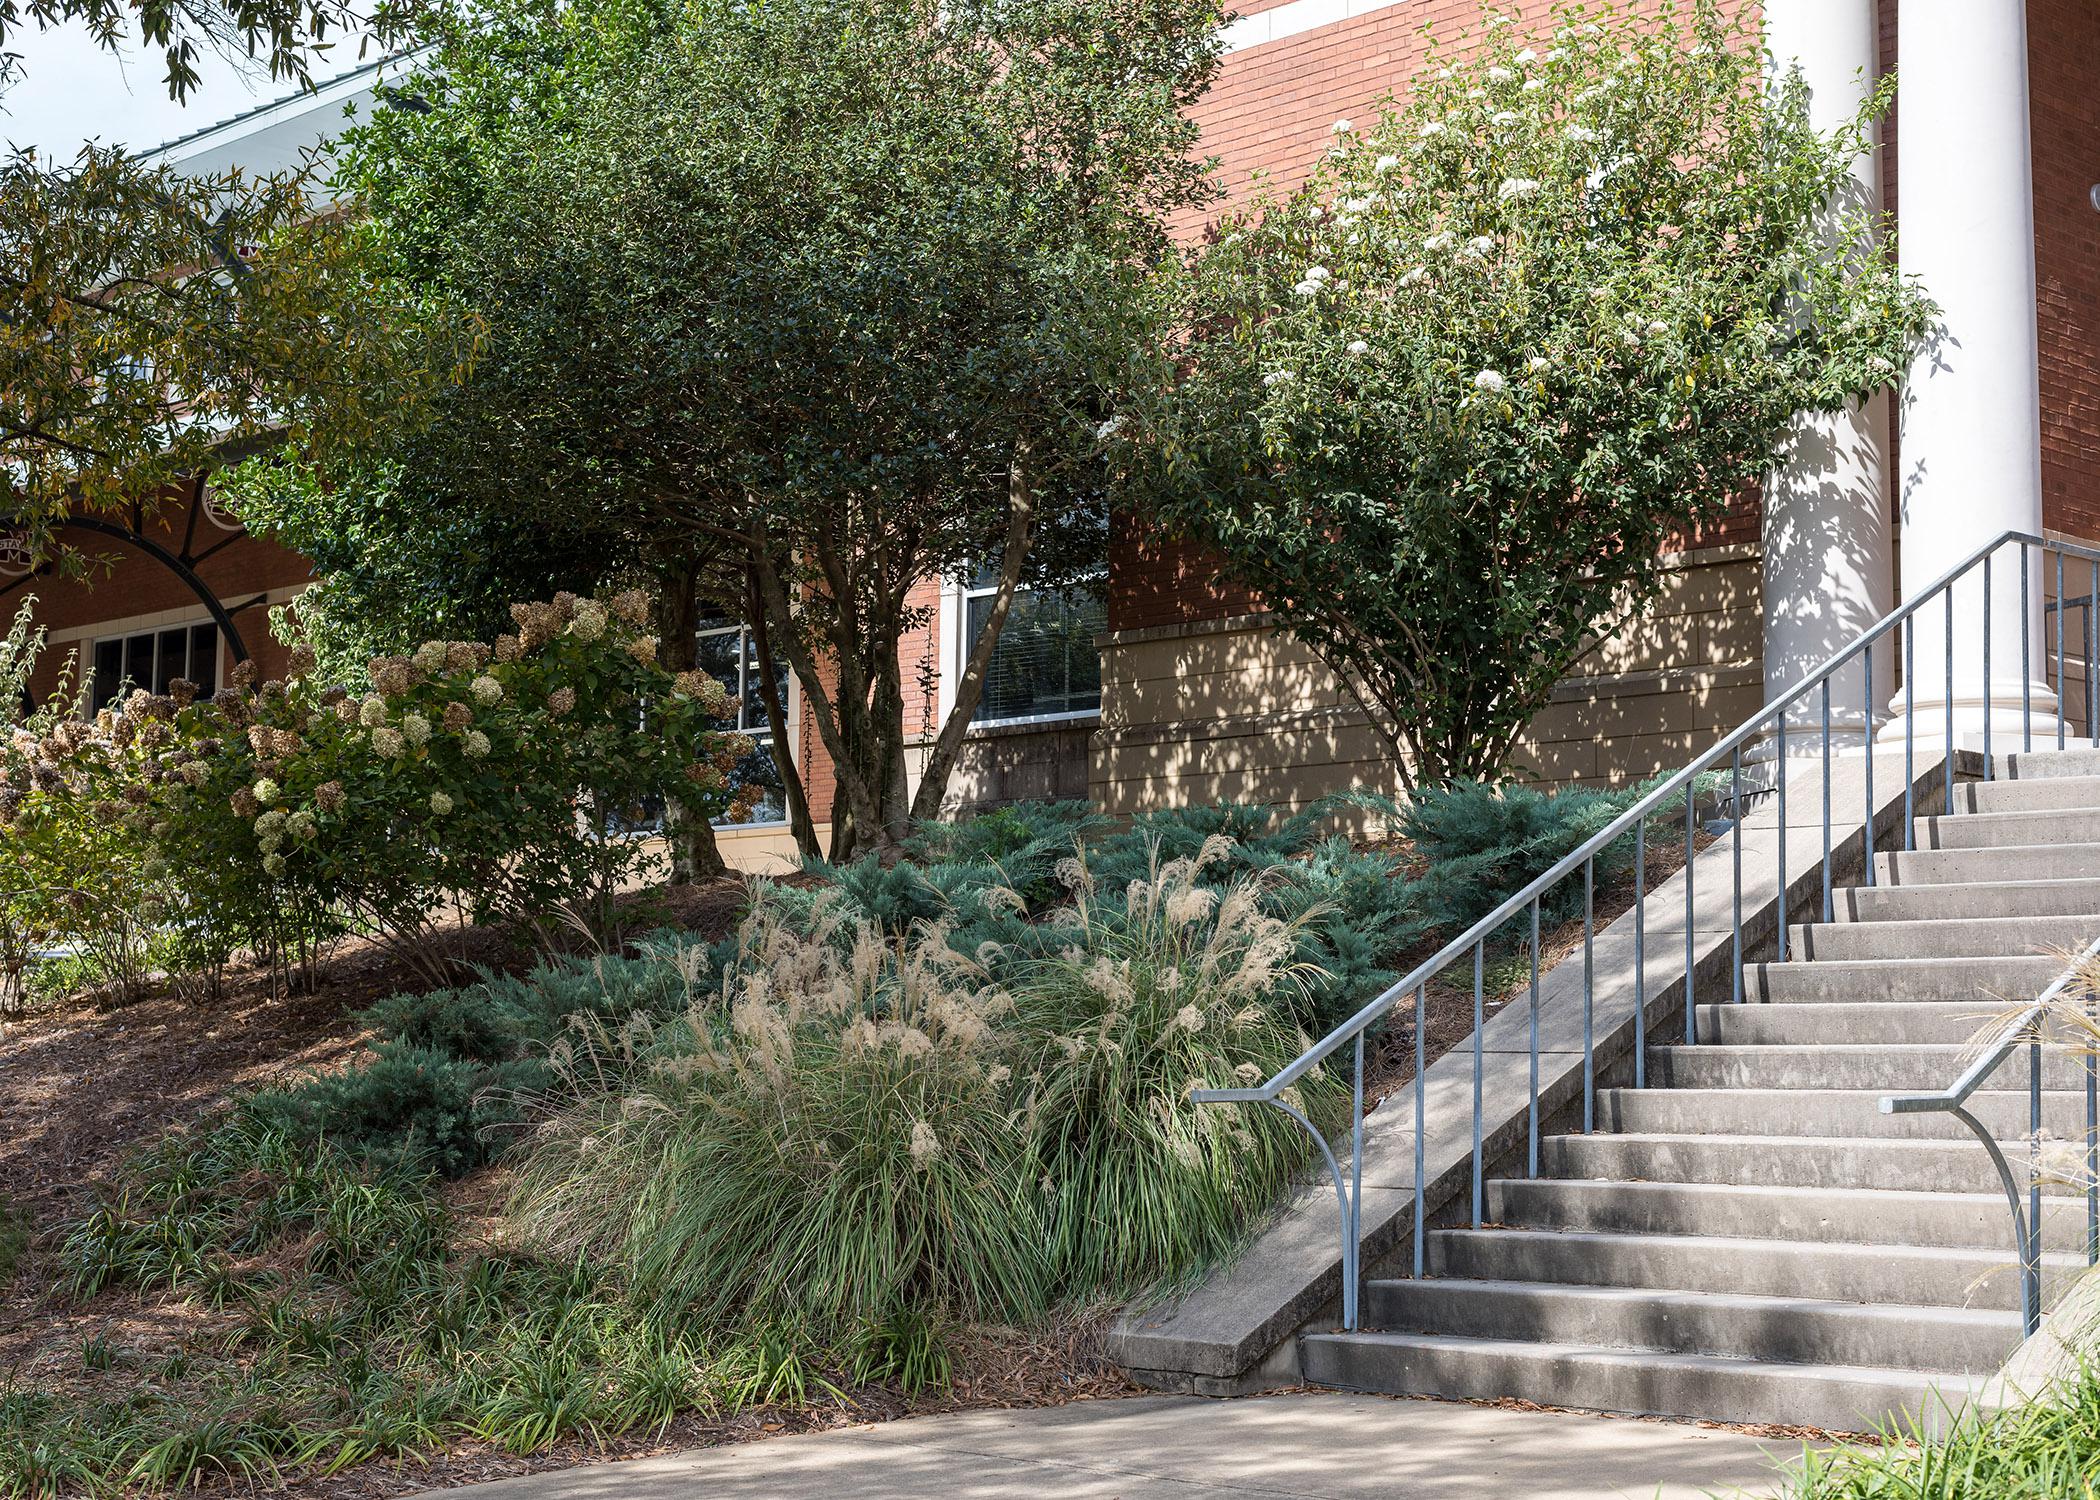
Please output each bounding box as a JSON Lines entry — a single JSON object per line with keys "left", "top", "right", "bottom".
{"left": 0, "top": 480, "right": 253, "bottom": 663}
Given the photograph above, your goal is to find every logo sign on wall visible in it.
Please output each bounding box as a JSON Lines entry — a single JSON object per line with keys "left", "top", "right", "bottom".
{"left": 199, "top": 488, "right": 245, "bottom": 534}
{"left": 0, "top": 531, "right": 31, "bottom": 580}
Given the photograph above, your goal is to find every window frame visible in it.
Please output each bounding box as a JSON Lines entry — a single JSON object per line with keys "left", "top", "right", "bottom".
{"left": 693, "top": 619, "right": 797, "bottom": 829}
{"left": 85, "top": 614, "right": 222, "bottom": 715}
{"left": 940, "top": 569, "right": 1108, "bottom": 731}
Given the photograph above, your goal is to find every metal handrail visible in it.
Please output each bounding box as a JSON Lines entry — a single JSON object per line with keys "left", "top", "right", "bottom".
{"left": 1881, "top": 936, "right": 2100, "bottom": 1334}
{"left": 1197, "top": 527, "right": 2100, "bottom": 1333}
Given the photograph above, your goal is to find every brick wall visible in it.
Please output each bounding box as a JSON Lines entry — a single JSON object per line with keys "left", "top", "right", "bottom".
{"left": 13, "top": 482, "right": 310, "bottom": 706}
{"left": 2027, "top": 0, "right": 2100, "bottom": 544}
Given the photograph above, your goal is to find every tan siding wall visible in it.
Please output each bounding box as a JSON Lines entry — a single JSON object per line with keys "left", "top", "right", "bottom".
{"left": 1091, "top": 545, "right": 1762, "bottom": 816}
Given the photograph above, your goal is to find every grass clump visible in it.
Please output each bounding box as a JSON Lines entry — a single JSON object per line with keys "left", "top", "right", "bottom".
{"left": 1782, "top": 1371, "right": 2100, "bottom": 1498}
{"left": 509, "top": 841, "right": 1345, "bottom": 1341}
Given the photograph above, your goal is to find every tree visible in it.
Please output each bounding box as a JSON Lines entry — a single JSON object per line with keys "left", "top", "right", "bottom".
{"left": 0, "top": 146, "right": 460, "bottom": 567}
{"left": 299, "top": 0, "right": 1221, "bottom": 862}
{"left": 1126, "top": 0, "right": 1931, "bottom": 791}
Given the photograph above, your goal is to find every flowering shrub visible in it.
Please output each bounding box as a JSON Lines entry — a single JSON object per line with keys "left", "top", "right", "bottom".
{"left": 1130, "top": 0, "right": 1932, "bottom": 787}
{"left": 0, "top": 590, "right": 743, "bottom": 989}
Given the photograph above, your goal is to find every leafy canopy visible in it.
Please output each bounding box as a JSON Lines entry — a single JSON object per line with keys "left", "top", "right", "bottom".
{"left": 1128, "top": 0, "right": 1931, "bottom": 788}
{"left": 0, "top": 147, "right": 462, "bottom": 558}
{"left": 285, "top": 0, "right": 1223, "bottom": 858}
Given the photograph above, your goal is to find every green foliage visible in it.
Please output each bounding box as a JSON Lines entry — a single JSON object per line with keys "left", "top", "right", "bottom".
{"left": 508, "top": 855, "right": 1346, "bottom": 1340}
{"left": 0, "top": 1199, "right": 25, "bottom": 1287}
{"left": 245, "top": 945, "right": 716, "bottom": 1176}
{"left": 0, "top": 591, "right": 741, "bottom": 997}
{"left": 283, "top": 0, "right": 1224, "bottom": 858}
{"left": 1781, "top": 1369, "right": 2100, "bottom": 1498}
{"left": 1127, "top": 0, "right": 1932, "bottom": 789}
{"left": 1402, "top": 777, "right": 1668, "bottom": 934}
{"left": 0, "top": 144, "right": 451, "bottom": 561}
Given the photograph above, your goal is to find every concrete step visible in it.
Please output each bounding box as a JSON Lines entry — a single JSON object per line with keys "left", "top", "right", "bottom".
{"left": 1787, "top": 914, "right": 2098, "bottom": 960}
{"left": 1999, "top": 748, "right": 2100, "bottom": 781}
{"left": 1746, "top": 955, "right": 2064, "bottom": 1004}
{"left": 1486, "top": 1176, "right": 2100, "bottom": 1253}
{"left": 1540, "top": 1130, "right": 2091, "bottom": 1199}
{"left": 1360, "top": 1278, "right": 2018, "bottom": 1372}
{"left": 1876, "top": 843, "right": 2100, "bottom": 886}
{"left": 1651, "top": 1043, "right": 2097, "bottom": 1091}
{"left": 1300, "top": 1330, "right": 1987, "bottom": 1433}
{"left": 1961, "top": 774, "right": 2100, "bottom": 813}
{"left": 1833, "top": 877, "right": 2100, "bottom": 923}
{"left": 1918, "top": 809, "right": 2100, "bottom": 850}
{"left": 1690, "top": 1002, "right": 2005, "bottom": 1046}
{"left": 1426, "top": 1227, "right": 2081, "bottom": 1313}
{"left": 1598, "top": 1087, "right": 2093, "bottom": 1142}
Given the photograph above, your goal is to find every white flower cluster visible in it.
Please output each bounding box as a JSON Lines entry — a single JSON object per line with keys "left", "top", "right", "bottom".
{"left": 429, "top": 791, "right": 454, "bottom": 816}
{"left": 1473, "top": 368, "right": 1507, "bottom": 394}
{"left": 470, "top": 675, "right": 504, "bottom": 706}
{"left": 1293, "top": 264, "right": 1331, "bottom": 298}
{"left": 1497, "top": 178, "right": 1540, "bottom": 202}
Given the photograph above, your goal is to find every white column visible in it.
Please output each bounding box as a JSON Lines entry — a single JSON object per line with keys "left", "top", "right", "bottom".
{"left": 1884, "top": 0, "right": 2058, "bottom": 747}
{"left": 1761, "top": 0, "right": 1891, "bottom": 756}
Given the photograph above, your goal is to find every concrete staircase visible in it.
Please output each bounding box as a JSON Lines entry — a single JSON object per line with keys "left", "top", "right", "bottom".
{"left": 1301, "top": 751, "right": 2100, "bottom": 1433}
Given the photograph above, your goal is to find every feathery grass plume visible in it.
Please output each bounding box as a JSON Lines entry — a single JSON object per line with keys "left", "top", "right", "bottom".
{"left": 507, "top": 904, "right": 1047, "bottom": 1336}
{"left": 1015, "top": 839, "right": 1347, "bottom": 1296}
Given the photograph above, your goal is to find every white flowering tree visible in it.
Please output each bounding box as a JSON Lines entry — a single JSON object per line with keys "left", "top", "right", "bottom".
{"left": 1129, "top": 0, "right": 1931, "bottom": 789}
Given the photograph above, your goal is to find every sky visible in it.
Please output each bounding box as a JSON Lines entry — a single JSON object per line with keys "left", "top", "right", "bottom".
{"left": 1, "top": 18, "right": 351, "bottom": 159}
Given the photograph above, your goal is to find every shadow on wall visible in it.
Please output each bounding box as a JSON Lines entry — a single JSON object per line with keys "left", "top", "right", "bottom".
{"left": 1089, "top": 544, "right": 1766, "bottom": 823}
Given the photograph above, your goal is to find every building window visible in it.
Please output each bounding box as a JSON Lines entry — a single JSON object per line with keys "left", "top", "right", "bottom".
{"left": 963, "top": 572, "right": 1106, "bottom": 725}
{"left": 90, "top": 622, "right": 219, "bottom": 713}
{"left": 695, "top": 621, "right": 792, "bottom": 825}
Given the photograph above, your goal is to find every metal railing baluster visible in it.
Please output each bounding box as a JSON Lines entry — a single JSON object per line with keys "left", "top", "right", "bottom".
{"left": 2022, "top": 543, "right": 2032, "bottom": 754}
{"left": 1863, "top": 649, "right": 1874, "bottom": 887}
{"left": 1348, "top": 1034, "right": 1364, "bottom": 1329}
{"left": 1730, "top": 749, "right": 1742, "bottom": 1004}
{"left": 1412, "top": 982, "right": 1426, "bottom": 1279}
{"left": 1946, "top": 592, "right": 1955, "bottom": 813}
{"left": 2030, "top": 1034, "right": 2044, "bottom": 1330}
{"left": 1582, "top": 858, "right": 1595, "bottom": 1132}
{"left": 1472, "top": 941, "right": 1485, "bottom": 1226}
{"left": 1528, "top": 898, "right": 1541, "bottom": 1176}
{"left": 2057, "top": 551, "right": 2066, "bottom": 751}
{"left": 1984, "top": 553, "right": 1994, "bottom": 777}
{"left": 1905, "top": 616, "right": 1915, "bottom": 846}
{"left": 1776, "top": 712, "right": 1789, "bottom": 957}
{"left": 1632, "top": 828, "right": 1646, "bottom": 1090}
{"left": 1820, "top": 680, "right": 1832, "bottom": 923}
{"left": 1684, "top": 780, "right": 1696, "bottom": 1045}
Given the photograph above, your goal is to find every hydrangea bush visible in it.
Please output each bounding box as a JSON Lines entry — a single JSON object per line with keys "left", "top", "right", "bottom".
{"left": 0, "top": 590, "right": 743, "bottom": 991}
{"left": 1129, "top": 0, "right": 1932, "bottom": 788}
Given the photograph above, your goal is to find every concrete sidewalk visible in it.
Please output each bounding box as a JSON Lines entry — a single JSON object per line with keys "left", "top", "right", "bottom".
{"left": 423, "top": 1392, "right": 1807, "bottom": 1499}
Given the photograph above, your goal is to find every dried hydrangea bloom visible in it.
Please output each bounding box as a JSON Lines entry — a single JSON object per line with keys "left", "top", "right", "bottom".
{"left": 429, "top": 790, "right": 454, "bottom": 816}
{"left": 624, "top": 634, "right": 658, "bottom": 666}
{"left": 368, "top": 656, "right": 415, "bottom": 696}
{"left": 463, "top": 730, "right": 492, "bottom": 759}
{"left": 288, "top": 644, "right": 318, "bottom": 678}
{"left": 402, "top": 713, "right": 433, "bottom": 747}
{"left": 469, "top": 675, "right": 503, "bottom": 706}
{"left": 369, "top": 726, "right": 407, "bottom": 758}
{"left": 358, "top": 695, "right": 388, "bottom": 727}
{"left": 569, "top": 599, "right": 609, "bottom": 642}
{"left": 169, "top": 677, "right": 198, "bottom": 707}
{"left": 609, "top": 588, "right": 652, "bottom": 628}
{"left": 493, "top": 634, "right": 524, "bottom": 664}
{"left": 442, "top": 701, "right": 473, "bottom": 732}
{"left": 314, "top": 780, "right": 346, "bottom": 813}
{"left": 446, "top": 641, "right": 491, "bottom": 672}
{"left": 228, "top": 659, "right": 258, "bottom": 690}
{"left": 411, "top": 640, "right": 449, "bottom": 674}
{"left": 229, "top": 787, "right": 260, "bottom": 818}
{"left": 546, "top": 687, "right": 576, "bottom": 717}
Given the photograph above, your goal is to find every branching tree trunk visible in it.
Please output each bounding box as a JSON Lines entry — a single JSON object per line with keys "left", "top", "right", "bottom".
{"left": 653, "top": 563, "right": 727, "bottom": 881}
{"left": 743, "top": 560, "right": 819, "bottom": 859}
{"left": 909, "top": 446, "right": 1037, "bottom": 824}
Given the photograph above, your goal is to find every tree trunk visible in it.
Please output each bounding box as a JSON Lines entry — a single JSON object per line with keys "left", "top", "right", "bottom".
{"left": 743, "top": 560, "right": 819, "bottom": 860}
{"left": 909, "top": 445, "right": 1037, "bottom": 825}
{"left": 654, "top": 563, "right": 728, "bottom": 880}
